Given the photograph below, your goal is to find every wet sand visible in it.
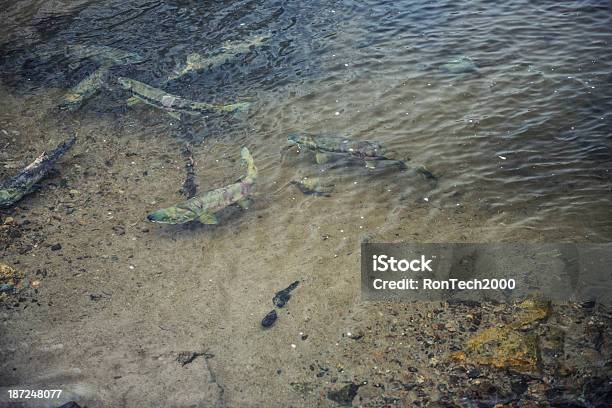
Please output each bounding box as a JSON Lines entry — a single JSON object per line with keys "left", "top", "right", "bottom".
{"left": 1, "top": 86, "right": 610, "bottom": 407}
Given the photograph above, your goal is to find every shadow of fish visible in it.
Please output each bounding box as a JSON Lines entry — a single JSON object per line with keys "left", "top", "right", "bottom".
{"left": 167, "top": 34, "right": 270, "bottom": 82}
{"left": 288, "top": 133, "right": 399, "bottom": 162}
{"left": 0, "top": 136, "right": 76, "bottom": 208}
{"left": 147, "top": 147, "right": 257, "bottom": 225}
{"left": 119, "top": 77, "right": 250, "bottom": 119}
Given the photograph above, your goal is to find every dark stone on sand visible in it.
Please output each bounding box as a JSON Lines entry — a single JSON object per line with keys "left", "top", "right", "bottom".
{"left": 50, "top": 243, "right": 62, "bottom": 251}
{"left": 467, "top": 368, "right": 481, "bottom": 379}
{"left": 273, "top": 280, "right": 300, "bottom": 308}
{"left": 261, "top": 310, "right": 277, "bottom": 328}
{"left": 327, "top": 382, "right": 361, "bottom": 406}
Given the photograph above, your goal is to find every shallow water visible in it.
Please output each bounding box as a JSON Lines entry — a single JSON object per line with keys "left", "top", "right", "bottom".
{"left": 1, "top": 0, "right": 611, "bottom": 406}
{"left": 2, "top": 0, "right": 611, "bottom": 240}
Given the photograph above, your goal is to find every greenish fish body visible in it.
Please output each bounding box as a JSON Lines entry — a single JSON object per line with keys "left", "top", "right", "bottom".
{"left": 287, "top": 133, "right": 399, "bottom": 161}
{"left": 118, "top": 77, "right": 249, "bottom": 116}
{"left": 0, "top": 136, "right": 76, "bottom": 208}
{"left": 60, "top": 65, "right": 110, "bottom": 111}
{"left": 288, "top": 134, "right": 436, "bottom": 179}
{"left": 66, "top": 44, "right": 144, "bottom": 66}
{"left": 167, "top": 34, "right": 269, "bottom": 81}
{"left": 440, "top": 56, "right": 477, "bottom": 74}
{"left": 147, "top": 147, "right": 257, "bottom": 225}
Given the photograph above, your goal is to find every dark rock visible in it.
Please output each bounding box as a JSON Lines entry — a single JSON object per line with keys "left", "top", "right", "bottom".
{"left": 581, "top": 301, "right": 596, "bottom": 309}
{"left": 583, "top": 377, "right": 612, "bottom": 407}
{"left": 50, "top": 243, "right": 62, "bottom": 251}
{"left": 467, "top": 368, "right": 481, "bottom": 379}
{"left": 273, "top": 280, "right": 300, "bottom": 308}
{"left": 261, "top": 310, "right": 277, "bottom": 328}
{"left": 510, "top": 376, "right": 529, "bottom": 396}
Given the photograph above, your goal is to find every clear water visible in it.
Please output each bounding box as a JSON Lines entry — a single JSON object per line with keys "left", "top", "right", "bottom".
{"left": 2, "top": 0, "right": 610, "bottom": 240}
{"left": 1, "top": 1, "right": 611, "bottom": 406}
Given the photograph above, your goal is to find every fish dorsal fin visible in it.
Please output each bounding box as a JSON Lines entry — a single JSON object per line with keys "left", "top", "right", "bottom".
{"left": 198, "top": 212, "right": 218, "bottom": 224}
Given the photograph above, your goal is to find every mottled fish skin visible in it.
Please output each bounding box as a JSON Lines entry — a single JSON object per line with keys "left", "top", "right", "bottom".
{"left": 0, "top": 136, "right": 76, "bottom": 208}
{"left": 65, "top": 44, "right": 144, "bottom": 66}
{"left": 287, "top": 133, "right": 396, "bottom": 160}
{"left": 147, "top": 147, "right": 257, "bottom": 225}
{"left": 288, "top": 134, "right": 436, "bottom": 179}
{"left": 167, "top": 34, "right": 269, "bottom": 81}
{"left": 118, "top": 77, "right": 250, "bottom": 115}
{"left": 60, "top": 65, "right": 110, "bottom": 111}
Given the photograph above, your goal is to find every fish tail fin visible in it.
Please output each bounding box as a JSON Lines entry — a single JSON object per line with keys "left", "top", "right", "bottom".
{"left": 241, "top": 147, "right": 257, "bottom": 179}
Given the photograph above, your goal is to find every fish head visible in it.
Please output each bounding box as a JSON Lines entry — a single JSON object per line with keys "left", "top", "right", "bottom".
{"left": 287, "top": 133, "right": 301, "bottom": 145}
{"left": 146, "top": 206, "right": 196, "bottom": 224}
{"left": 287, "top": 133, "right": 314, "bottom": 148}
{"left": 0, "top": 188, "right": 22, "bottom": 208}
{"left": 116, "top": 77, "right": 132, "bottom": 90}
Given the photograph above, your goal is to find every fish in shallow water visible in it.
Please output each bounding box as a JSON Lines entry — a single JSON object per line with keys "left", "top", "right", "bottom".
{"left": 290, "top": 177, "right": 334, "bottom": 196}
{"left": 0, "top": 136, "right": 76, "bottom": 208}
{"left": 60, "top": 65, "right": 110, "bottom": 111}
{"left": 167, "top": 34, "right": 270, "bottom": 82}
{"left": 440, "top": 56, "right": 478, "bottom": 74}
{"left": 65, "top": 44, "right": 144, "bottom": 66}
{"left": 287, "top": 134, "right": 436, "bottom": 179}
{"left": 288, "top": 133, "right": 399, "bottom": 161}
{"left": 118, "top": 77, "right": 250, "bottom": 118}
{"left": 147, "top": 147, "right": 257, "bottom": 225}
{"left": 128, "top": 35, "right": 268, "bottom": 108}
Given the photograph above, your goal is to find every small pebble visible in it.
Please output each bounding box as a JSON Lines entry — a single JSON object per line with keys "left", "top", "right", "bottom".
{"left": 261, "top": 310, "right": 277, "bottom": 328}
